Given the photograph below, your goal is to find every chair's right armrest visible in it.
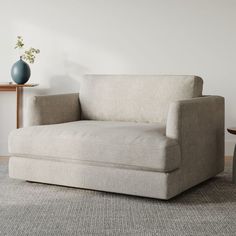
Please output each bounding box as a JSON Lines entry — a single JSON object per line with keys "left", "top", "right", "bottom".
{"left": 28, "top": 93, "right": 81, "bottom": 126}
{"left": 166, "top": 96, "right": 224, "bottom": 145}
{"left": 166, "top": 96, "right": 225, "bottom": 191}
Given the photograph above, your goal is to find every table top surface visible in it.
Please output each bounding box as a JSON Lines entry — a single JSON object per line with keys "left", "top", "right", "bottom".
{"left": 0, "top": 83, "right": 38, "bottom": 88}
{"left": 227, "top": 128, "right": 236, "bottom": 135}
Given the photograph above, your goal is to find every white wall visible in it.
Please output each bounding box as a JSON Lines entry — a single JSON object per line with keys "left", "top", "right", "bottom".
{"left": 0, "top": 0, "right": 236, "bottom": 155}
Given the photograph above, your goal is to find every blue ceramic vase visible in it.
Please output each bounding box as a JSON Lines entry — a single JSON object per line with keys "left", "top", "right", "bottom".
{"left": 11, "top": 58, "right": 31, "bottom": 84}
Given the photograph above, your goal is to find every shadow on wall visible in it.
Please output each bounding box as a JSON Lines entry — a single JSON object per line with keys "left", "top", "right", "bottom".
{"left": 49, "top": 75, "right": 80, "bottom": 94}
{"left": 48, "top": 61, "right": 88, "bottom": 94}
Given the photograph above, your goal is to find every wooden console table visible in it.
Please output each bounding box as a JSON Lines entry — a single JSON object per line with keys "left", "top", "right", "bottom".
{"left": 0, "top": 83, "right": 38, "bottom": 128}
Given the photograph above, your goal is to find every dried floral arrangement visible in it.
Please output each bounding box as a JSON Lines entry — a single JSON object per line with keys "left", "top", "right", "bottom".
{"left": 14, "top": 36, "right": 40, "bottom": 64}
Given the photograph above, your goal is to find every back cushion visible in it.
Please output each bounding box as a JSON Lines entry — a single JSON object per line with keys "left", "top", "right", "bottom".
{"left": 80, "top": 75, "right": 203, "bottom": 123}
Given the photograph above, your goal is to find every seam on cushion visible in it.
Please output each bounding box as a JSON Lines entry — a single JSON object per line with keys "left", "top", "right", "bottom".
{"left": 10, "top": 143, "right": 180, "bottom": 164}
{"left": 10, "top": 140, "right": 181, "bottom": 170}
{"left": 10, "top": 154, "right": 180, "bottom": 173}
{"left": 10, "top": 149, "right": 181, "bottom": 171}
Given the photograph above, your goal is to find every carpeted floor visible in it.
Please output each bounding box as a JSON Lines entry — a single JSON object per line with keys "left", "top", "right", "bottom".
{"left": 0, "top": 160, "right": 236, "bottom": 236}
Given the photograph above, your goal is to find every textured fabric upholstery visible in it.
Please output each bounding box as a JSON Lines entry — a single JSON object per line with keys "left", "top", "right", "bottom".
{"left": 28, "top": 93, "right": 80, "bottom": 126}
{"left": 9, "top": 156, "right": 181, "bottom": 199}
{"left": 9, "top": 121, "right": 181, "bottom": 172}
{"left": 8, "top": 75, "right": 225, "bottom": 200}
{"left": 166, "top": 96, "right": 225, "bottom": 191}
{"left": 80, "top": 75, "right": 203, "bottom": 123}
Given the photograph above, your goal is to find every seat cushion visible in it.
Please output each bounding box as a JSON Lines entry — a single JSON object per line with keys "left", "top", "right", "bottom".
{"left": 9, "top": 121, "right": 181, "bottom": 172}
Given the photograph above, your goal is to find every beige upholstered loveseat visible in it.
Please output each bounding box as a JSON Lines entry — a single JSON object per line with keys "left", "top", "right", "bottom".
{"left": 8, "top": 75, "right": 224, "bottom": 199}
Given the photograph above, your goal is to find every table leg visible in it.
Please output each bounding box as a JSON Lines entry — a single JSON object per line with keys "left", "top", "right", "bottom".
{"left": 233, "top": 144, "right": 236, "bottom": 184}
{"left": 16, "top": 87, "right": 23, "bottom": 129}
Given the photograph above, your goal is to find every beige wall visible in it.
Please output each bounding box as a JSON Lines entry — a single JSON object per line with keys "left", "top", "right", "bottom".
{"left": 0, "top": 0, "right": 236, "bottom": 155}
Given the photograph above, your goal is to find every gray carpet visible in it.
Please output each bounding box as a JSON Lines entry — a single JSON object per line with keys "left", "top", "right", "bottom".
{"left": 0, "top": 161, "right": 236, "bottom": 236}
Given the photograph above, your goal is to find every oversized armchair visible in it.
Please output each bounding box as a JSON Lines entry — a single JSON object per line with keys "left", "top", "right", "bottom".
{"left": 8, "top": 75, "right": 224, "bottom": 199}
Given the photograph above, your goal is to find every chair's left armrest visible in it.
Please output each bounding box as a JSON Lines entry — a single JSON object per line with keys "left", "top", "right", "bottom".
{"left": 28, "top": 93, "right": 81, "bottom": 126}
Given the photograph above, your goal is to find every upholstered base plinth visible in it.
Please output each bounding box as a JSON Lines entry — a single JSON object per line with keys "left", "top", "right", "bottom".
{"left": 9, "top": 156, "right": 181, "bottom": 200}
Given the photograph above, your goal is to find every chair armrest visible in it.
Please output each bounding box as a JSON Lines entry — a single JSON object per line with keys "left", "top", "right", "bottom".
{"left": 28, "top": 93, "right": 81, "bottom": 126}
{"left": 166, "top": 96, "right": 224, "bottom": 190}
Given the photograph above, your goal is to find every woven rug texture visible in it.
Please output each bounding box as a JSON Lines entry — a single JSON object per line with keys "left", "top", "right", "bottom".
{"left": 0, "top": 160, "right": 236, "bottom": 236}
